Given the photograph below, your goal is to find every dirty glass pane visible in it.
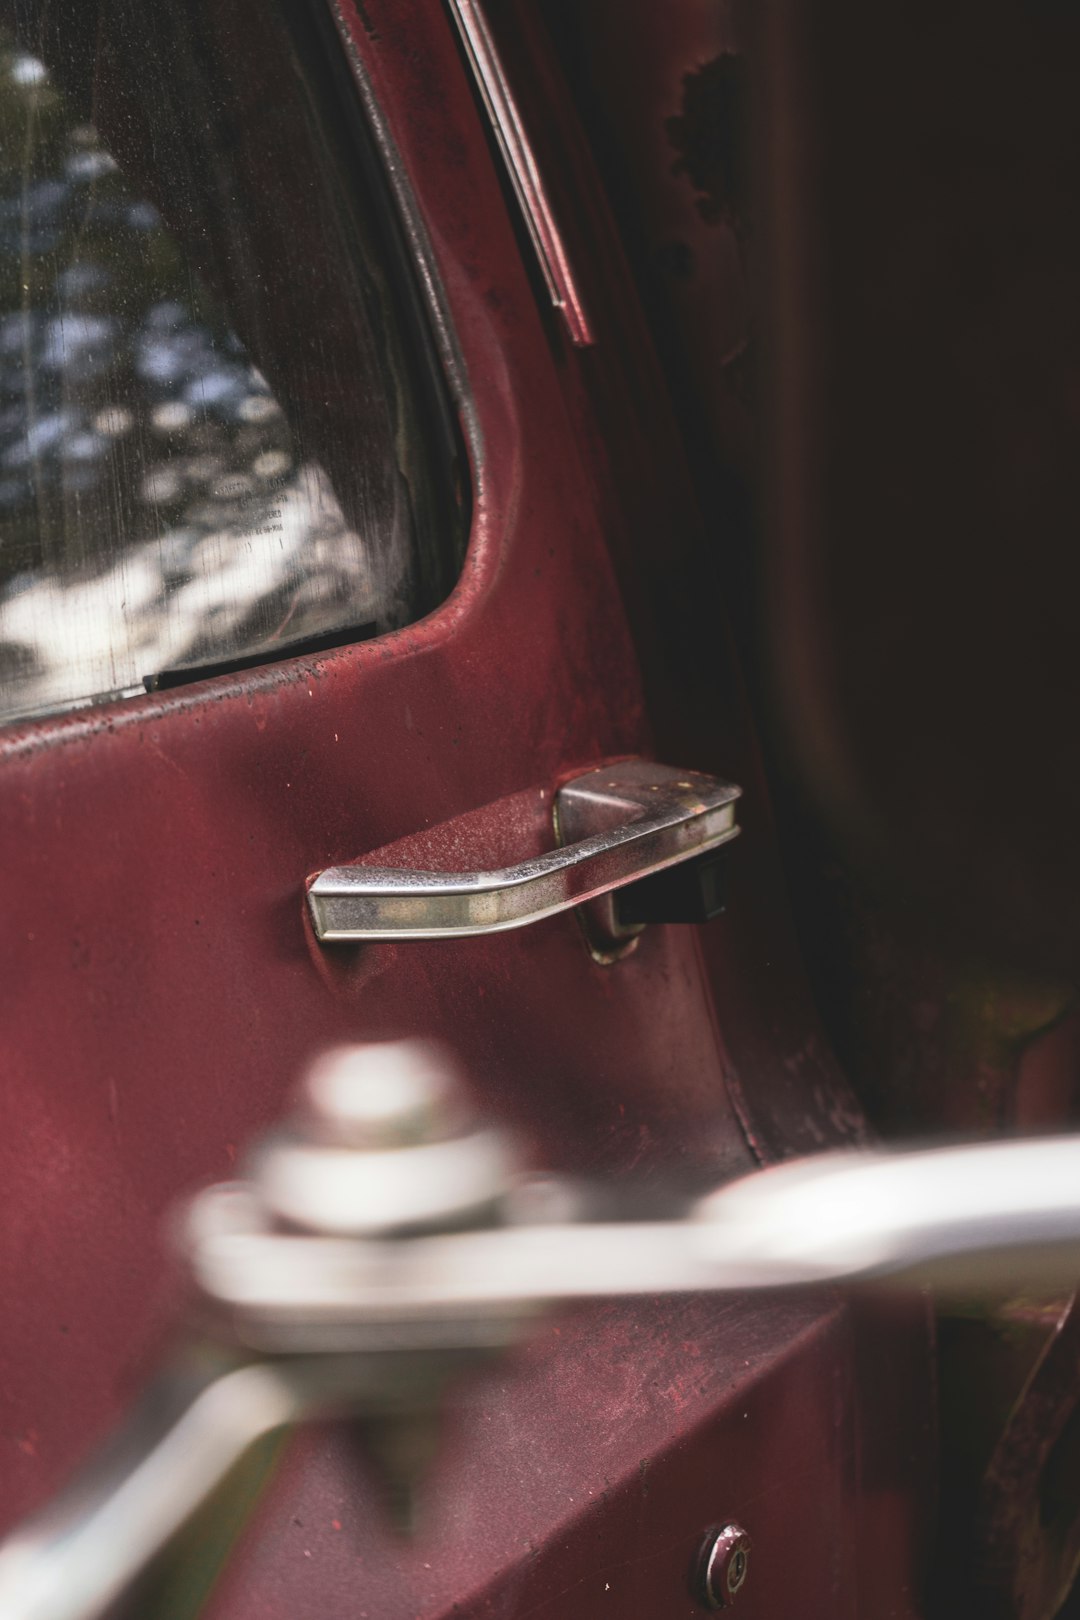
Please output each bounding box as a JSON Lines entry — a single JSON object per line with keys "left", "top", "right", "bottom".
{"left": 0, "top": 0, "right": 464, "bottom": 725}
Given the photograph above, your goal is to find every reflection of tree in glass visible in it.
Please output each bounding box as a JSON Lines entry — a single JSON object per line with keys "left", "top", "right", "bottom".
{"left": 0, "top": 36, "right": 375, "bottom": 723}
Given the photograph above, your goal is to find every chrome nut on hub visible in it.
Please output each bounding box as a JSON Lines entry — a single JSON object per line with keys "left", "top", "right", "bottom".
{"left": 244, "top": 1040, "right": 522, "bottom": 1237}
{"left": 300, "top": 1041, "right": 472, "bottom": 1148}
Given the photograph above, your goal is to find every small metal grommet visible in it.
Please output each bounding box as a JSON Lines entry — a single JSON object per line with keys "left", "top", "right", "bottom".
{"left": 699, "top": 1523, "right": 752, "bottom": 1609}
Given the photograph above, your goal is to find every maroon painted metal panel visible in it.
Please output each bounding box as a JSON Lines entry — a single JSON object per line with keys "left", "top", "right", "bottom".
{"left": 212, "top": 1294, "right": 928, "bottom": 1620}
{"left": 0, "top": 1, "right": 935, "bottom": 1616}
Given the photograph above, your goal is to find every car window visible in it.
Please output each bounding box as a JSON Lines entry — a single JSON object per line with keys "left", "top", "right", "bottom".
{"left": 0, "top": 0, "right": 465, "bottom": 726}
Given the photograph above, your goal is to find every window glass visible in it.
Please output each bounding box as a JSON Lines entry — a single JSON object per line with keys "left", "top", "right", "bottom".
{"left": 0, "top": 0, "right": 465, "bottom": 725}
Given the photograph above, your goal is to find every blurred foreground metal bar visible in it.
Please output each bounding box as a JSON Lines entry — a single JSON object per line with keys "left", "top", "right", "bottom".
{"left": 4, "top": 1044, "right": 1080, "bottom": 1620}
{"left": 190, "top": 1136, "right": 1080, "bottom": 1345}
{"left": 0, "top": 1361, "right": 305, "bottom": 1620}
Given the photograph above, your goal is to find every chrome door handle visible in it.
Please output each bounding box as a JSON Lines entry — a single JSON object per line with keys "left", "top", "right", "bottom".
{"left": 307, "top": 761, "right": 741, "bottom": 942}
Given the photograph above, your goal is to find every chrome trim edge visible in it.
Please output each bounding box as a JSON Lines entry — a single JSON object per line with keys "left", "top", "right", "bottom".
{"left": 444, "top": 0, "right": 595, "bottom": 347}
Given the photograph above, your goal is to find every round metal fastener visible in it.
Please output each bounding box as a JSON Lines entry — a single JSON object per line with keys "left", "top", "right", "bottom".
{"left": 300, "top": 1040, "right": 470, "bottom": 1148}
{"left": 248, "top": 1124, "right": 519, "bottom": 1236}
{"left": 700, "top": 1523, "right": 751, "bottom": 1609}
{"left": 244, "top": 1040, "right": 522, "bottom": 1237}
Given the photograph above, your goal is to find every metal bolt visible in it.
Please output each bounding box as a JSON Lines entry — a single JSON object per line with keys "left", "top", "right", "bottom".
{"left": 247, "top": 1040, "right": 521, "bottom": 1237}
{"left": 699, "top": 1523, "right": 751, "bottom": 1609}
{"left": 301, "top": 1040, "right": 471, "bottom": 1148}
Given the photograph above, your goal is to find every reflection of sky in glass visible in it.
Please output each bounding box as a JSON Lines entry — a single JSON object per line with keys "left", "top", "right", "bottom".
{"left": 0, "top": 44, "right": 378, "bottom": 724}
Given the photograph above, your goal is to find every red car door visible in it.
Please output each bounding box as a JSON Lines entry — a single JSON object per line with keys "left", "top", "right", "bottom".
{"left": 0, "top": 2, "right": 934, "bottom": 1617}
